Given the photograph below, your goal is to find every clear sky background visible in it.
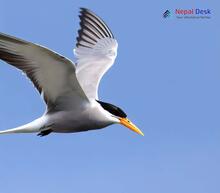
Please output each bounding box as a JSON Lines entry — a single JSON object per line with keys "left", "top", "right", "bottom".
{"left": 0, "top": 1, "right": 220, "bottom": 193}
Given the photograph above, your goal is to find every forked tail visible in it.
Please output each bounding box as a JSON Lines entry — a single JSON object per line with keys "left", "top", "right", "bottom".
{"left": 0, "top": 117, "right": 46, "bottom": 135}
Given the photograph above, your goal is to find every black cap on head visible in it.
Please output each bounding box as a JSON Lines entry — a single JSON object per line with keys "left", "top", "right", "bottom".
{"left": 97, "top": 100, "right": 127, "bottom": 118}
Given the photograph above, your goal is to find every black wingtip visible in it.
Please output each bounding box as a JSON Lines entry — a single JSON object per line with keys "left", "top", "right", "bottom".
{"left": 79, "top": 7, "right": 91, "bottom": 15}
{"left": 80, "top": 7, "right": 90, "bottom": 12}
{"left": 76, "top": 7, "right": 115, "bottom": 49}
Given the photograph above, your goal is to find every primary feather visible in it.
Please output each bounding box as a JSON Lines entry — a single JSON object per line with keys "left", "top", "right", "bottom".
{"left": 74, "top": 8, "right": 118, "bottom": 99}
{"left": 0, "top": 33, "right": 88, "bottom": 111}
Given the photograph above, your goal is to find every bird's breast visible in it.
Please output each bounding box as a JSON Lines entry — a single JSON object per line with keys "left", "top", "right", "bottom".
{"left": 46, "top": 105, "right": 113, "bottom": 133}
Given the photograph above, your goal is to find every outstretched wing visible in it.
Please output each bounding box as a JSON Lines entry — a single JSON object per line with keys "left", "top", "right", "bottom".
{"left": 0, "top": 33, "right": 88, "bottom": 111}
{"left": 74, "top": 8, "right": 118, "bottom": 99}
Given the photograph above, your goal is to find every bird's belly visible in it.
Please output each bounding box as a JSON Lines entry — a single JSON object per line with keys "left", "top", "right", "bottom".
{"left": 47, "top": 110, "right": 111, "bottom": 133}
{"left": 52, "top": 120, "right": 106, "bottom": 133}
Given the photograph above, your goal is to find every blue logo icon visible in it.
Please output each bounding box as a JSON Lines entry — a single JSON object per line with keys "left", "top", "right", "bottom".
{"left": 163, "top": 10, "right": 171, "bottom": 18}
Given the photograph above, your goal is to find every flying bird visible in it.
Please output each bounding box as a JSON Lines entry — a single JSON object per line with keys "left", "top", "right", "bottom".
{"left": 0, "top": 8, "right": 144, "bottom": 136}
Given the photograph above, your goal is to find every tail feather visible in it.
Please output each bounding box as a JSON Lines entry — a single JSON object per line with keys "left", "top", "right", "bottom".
{"left": 0, "top": 117, "right": 46, "bottom": 135}
{"left": 0, "top": 126, "right": 37, "bottom": 134}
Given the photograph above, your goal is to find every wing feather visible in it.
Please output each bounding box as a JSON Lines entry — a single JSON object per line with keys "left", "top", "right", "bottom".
{"left": 74, "top": 8, "right": 118, "bottom": 99}
{"left": 0, "top": 33, "right": 88, "bottom": 111}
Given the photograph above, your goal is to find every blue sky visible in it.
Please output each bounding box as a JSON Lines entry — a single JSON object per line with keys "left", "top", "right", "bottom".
{"left": 0, "top": 1, "right": 220, "bottom": 193}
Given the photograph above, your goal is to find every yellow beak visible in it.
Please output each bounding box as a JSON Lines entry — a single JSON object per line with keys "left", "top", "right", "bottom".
{"left": 119, "top": 118, "right": 144, "bottom": 136}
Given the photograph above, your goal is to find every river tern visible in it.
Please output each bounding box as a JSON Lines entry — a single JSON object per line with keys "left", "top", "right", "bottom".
{"left": 0, "top": 8, "right": 144, "bottom": 136}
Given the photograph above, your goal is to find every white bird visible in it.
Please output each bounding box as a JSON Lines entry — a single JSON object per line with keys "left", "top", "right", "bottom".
{"left": 0, "top": 8, "right": 144, "bottom": 137}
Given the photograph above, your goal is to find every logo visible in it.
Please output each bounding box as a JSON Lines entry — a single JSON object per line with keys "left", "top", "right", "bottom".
{"left": 163, "top": 10, "right": 171, "bottom": 18}
{"left": 175, "top": 8, "right": 211, "bottom": 19}
{"left": 175, "top": 8, "right": 211, "bottom": 15}
{"left": 163, "top": 8, "right": 212, "bottom": 19}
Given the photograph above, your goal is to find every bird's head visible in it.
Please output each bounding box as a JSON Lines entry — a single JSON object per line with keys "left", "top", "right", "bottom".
{"left": 97, "top": 100, "right": 144, "bottom": 136}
